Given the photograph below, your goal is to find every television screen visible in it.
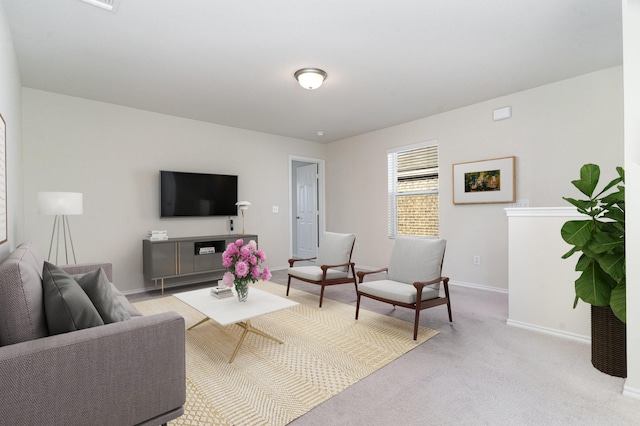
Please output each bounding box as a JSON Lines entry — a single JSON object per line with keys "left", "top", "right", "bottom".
{"left": 160, "top": 171, "right": 238, "bottom": 217}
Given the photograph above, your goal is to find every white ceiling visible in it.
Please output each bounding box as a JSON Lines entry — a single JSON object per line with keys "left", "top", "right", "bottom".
{"left": 2, "top": 0, "right": 622, "bottom": 143}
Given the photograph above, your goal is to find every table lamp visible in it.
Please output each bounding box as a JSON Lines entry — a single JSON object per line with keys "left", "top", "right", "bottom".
{"left": 235, "top": 201, "right": 251, "bottom": 235}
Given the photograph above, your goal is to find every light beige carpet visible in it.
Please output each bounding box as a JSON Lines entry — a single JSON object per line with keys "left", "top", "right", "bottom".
{"left": 133, "top": 281, "right": 438, "bottom": 426}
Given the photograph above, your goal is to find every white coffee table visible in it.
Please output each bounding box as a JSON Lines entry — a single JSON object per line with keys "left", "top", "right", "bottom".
{"left": 174, "top": 284, "right": 298, "bottom": 362}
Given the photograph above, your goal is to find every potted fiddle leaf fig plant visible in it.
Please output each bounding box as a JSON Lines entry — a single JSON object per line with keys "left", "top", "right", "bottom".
{"left": 561, "top": 163, "right": 626, "bottom": 377}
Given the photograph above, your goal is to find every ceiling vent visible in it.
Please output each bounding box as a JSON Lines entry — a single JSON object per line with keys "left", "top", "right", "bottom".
{"left": 79, "top": 0, "right": 120, "bottom": 13}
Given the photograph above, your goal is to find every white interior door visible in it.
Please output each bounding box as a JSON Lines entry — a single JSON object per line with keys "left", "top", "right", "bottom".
{"left": 296, "top": 163, "right": 318, "bottom": 259}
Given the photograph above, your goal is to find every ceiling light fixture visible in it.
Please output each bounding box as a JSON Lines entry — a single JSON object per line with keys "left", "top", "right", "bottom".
{"left": 79, "top": 0, "right": 120, "bottom": 12}
{"left": 294, "top": 68, "right": 328, "bottom": 90}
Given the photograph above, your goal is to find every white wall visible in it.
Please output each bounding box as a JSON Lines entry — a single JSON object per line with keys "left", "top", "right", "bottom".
{"left": 0, "top": 2, "right": 24, "bottom": 259}
{"left": 21, "top": 89, "right": 327, "bottom": 292}
{"left": 326, "top": 67, "right": 624, "bottom": 291}
{"left": 623, "top": 0, "right": 640, "bottom": 399}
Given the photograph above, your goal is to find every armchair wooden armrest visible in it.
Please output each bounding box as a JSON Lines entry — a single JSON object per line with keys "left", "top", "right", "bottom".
{"left": 288, "top": 257, "right": 317, "bottom": 267}
{"left": 320, "top": 261, "right": 354, "bottom": 271}
{"left": 412, "top": 276, "right": 446, "bottom": 290}
{"left": 356, "top": 267, "right": 389, "bottom": 283}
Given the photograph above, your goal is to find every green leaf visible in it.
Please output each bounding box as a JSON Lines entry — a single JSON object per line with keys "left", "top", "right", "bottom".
{"left": 560, "top": 220, "right": 593, "bottom": 247}
{"left": 561, "top": 246, "right": 579, "bottom": 259}
{"left": 571, "top": 164, "right": 600, "bottom": 197}
{"left": 590, "top": 232, "right": 623, "bottom": 254}
{"left": 562, "top": 197, "right": 597, "bottom": 214}
{"left": 601, "top": 188, "right": 624, "bottom": 204}
{"left": 610, "top": 281, "right": 626, "bottom": 323}
{"left": 602, "top": 206, "right": 624, "bottom": 224}
{"left": 574, "top": 261, "right": 613, "bottom": 306}
{"left": 575, "top": 254, "right": 592, "bottom": 272}
{"left": 594, "top": 176, "right": 622, "bottom": 199}
{"left": 597, "top": 253, "right": 625, "bottom": 282}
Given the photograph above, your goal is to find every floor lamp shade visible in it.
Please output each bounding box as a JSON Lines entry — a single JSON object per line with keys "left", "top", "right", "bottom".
{"left": 38, "top": 192, "right": 83, "bottom": 215}
{"left": 38, "top": 192, "right": 83, "bottom": 264}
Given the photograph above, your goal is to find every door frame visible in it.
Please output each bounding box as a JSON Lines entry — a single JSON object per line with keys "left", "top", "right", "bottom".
{"left": 289, "top": 155, "right": 326, "bottom": 259}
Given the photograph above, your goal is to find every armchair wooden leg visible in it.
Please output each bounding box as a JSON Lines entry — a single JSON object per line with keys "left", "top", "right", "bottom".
{"left": 319, "top": 285, "right": 325, "bottom": 308}
{"left": 286, "top": 276, "right": 292, "bottom": 296}
{"left": 355, "top": 294, "right": 361, "bottom": 320}
{"left": 413, "top": 309, "right": 421, "bottom": 341}
{"left": 446, "top": 299, "right": 453, "bottom": 322}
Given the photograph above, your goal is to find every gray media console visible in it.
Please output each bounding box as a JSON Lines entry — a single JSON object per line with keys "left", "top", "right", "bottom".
{"left": 142, "top": 234, "right": 258, "bottom": 294}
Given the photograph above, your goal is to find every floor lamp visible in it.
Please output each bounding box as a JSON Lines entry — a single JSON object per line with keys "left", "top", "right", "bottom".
{"left": 38, "top": 192, "right": 83, "bottom": 264}
{"left": 235, "top": 201, "right": 251, "bottom": 235}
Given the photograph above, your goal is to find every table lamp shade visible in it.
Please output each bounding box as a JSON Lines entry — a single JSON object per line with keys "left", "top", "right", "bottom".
{"left": 38, "top": 192, "right": 83, "bottom": 215}
{"left": 236, "top": 200, "right": 251, "bottom": 210}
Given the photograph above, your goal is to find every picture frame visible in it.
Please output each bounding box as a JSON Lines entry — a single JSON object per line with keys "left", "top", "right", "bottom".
{"left": 0, "top": 113, "right": 6, "bottom": 244}
{"left": 452, "top": 156, "right": 516, "bottom": 205}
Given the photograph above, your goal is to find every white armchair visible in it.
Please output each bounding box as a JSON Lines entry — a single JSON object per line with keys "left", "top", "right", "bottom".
{"left": 287, "top": 232, "right": 357, "bottom": 308}
{"left": 356, "top": 237, "right": 451, "bottom": 340}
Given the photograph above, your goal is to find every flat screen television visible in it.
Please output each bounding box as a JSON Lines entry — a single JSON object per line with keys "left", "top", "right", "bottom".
{"left": 160, "top": 170, "right": 238, "bottom": 217}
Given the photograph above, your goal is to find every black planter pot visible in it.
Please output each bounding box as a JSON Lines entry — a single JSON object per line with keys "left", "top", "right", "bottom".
{"left": 591, "top": 305, "right": 627, "bottom": 378}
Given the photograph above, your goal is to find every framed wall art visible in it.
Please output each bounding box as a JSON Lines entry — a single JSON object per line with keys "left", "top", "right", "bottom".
{"left": 452, "top": 156, "right": 516, "bottom": 205}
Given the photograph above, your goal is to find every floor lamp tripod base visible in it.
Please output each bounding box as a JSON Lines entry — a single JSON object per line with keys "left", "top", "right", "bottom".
{"left": 47, "top": 215, "right": 78, "bottom": 265}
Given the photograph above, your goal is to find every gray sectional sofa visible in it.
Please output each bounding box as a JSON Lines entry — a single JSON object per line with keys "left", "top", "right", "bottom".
{"left": 0, "top": 242, "right": 186, "bottom": 426}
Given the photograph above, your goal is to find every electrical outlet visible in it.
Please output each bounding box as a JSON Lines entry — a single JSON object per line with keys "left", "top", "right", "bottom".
{"left": 272, "top": 206, "right": 279, "bottom": 213}
{"left": 473, "top": 255, "right": 481, "bottom": 265}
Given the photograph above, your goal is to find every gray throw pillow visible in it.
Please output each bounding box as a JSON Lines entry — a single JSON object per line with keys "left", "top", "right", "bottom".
{"left": 74, "top": 268, "right": 131, "bottom": 323}
{"left": 42, "top": 262, "right": 104, "bottom": 335}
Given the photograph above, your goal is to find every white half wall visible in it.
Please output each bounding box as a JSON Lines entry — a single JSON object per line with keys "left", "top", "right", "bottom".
{"left": 21, "top": 89, "right": 327, "bottom": 292}
{"left": 506, "top": 208, "right": 589, "bottom": 341}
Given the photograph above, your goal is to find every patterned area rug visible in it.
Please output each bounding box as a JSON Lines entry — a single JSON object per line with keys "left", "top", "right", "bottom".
{"left": 133, "top": 281, "right": 438, "bottom": 426}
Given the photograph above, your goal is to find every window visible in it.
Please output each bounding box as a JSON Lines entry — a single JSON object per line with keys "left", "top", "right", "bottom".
{"left": 387, "top": 141, "right": 439, "bottom": 238}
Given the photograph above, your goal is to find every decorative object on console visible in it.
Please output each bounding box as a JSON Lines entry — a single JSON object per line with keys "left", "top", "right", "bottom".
{"left": 235, "top": 200, "right": 251, "bottom": 235}
{"left": 294, "top": 68, "right": 328, "bottom": 90}
{"left": 38, "top": 191, "right": 83, "bottom": 264}
{"left": 221, "top": 239, "right": 271, "bottom": 302}
{"left": 148, "top": 230, "right": 168, "bottom": 241}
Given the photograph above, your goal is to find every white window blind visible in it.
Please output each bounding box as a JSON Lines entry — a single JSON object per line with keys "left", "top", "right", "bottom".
{"left": 387, "top": 141, "right": 439, "bottom": 238}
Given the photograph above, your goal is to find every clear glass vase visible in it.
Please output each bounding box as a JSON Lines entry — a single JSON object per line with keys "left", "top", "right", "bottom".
{"left": 236, "top": 283, "right": 249, "bottom": 302}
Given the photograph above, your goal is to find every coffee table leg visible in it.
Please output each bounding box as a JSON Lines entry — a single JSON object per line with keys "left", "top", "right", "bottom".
{"left": 187, "top": 317, "right": 210, "bottom": 331}
{"left": 228, "top": 320, "right": 284, "bottom": 363}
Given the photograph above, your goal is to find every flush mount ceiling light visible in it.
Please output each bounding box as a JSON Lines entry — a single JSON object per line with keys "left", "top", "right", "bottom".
{"left": 294, "top": 68, "right": 328, "bottom": 90}
{"left": 79, "top": 0, "right": 120, "bottom": 12}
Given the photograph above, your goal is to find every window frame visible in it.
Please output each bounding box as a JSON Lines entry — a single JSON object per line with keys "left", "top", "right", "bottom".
{"left": 387, "top": 140, "right": 439, "bottom": 238}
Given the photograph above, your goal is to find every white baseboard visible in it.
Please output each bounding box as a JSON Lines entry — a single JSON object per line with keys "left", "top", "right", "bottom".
{"left": 623, "top": 384, "right": 640, "bottom": 400}
{"left": 506, "top": 318, "right": 590, "bottom": 343}
{"left": 270, "top": 265, "right": 290, "bottom": 272}
{"left": 449, "top": 280, "right": 509, "bottom": 294}
{"left": 275, "top": 267, "right": 510, "bottom": 294}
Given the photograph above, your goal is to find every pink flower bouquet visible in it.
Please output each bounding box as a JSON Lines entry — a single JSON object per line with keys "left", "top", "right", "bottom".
{"left": 221, "top": 239, "right": 271, "bottom": 295}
